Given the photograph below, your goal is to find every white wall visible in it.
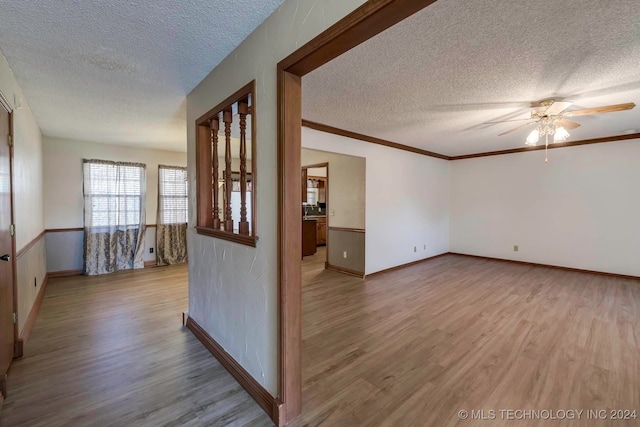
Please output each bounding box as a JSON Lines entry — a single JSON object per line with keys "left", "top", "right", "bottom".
{"left": 302, "top": 148, "right": 365, "bottom": 229}
{"left": 0, "top": 52, "right": 45, "bottom": 251}
{"left": 187, "top": 0, "right": 368, "bottom": 395}
{"left": 450, "top": 139, "right": 640, "bottom": 277}
{"left": 43, "top": 136, "right": 186, "bottom": 270}
{"left": 302, "top": 127, "right": 450, "bottom": 275}
{"left": 0, "top": 50, "right": 46, "bottom": 334}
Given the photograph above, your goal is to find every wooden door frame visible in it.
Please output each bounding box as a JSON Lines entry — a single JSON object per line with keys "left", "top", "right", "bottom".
{"left": 0, "top": 91, "right": 17, "bottom": 361}
{"left": 276, "top": 0, "right": 439, "bottom": 424}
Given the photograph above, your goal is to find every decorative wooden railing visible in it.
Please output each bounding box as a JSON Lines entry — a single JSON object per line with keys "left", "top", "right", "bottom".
{"left": 195, "top": 81, "right": 256, "bottom": 247}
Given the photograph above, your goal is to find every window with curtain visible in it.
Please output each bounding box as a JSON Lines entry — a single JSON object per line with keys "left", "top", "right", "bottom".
{"left": 83, "top": 160, "right": 146, "bottom": 275}
{"left": 156, "top": 165, "right": 188, "bottom": 265}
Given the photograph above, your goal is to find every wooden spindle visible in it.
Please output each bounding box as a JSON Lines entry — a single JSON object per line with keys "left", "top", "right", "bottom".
{"left": 223, "top": 109, "right": 233, "bottom": 232}
{"left": 238, "top": 100, "right": 250, "bottom": 235}
{"left": 210, "top": 118, "right": 221, "bottom": 230}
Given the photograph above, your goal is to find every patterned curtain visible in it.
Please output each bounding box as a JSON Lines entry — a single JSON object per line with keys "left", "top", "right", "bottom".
{"left": 83, "top": 160, "right": 147, "bottom": 275}
{"left": 156, "top": 165, "right": 188, "bottom": 265}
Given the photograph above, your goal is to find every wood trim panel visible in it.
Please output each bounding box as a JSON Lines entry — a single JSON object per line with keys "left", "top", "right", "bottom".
{"left": 15, "top": 230, "right": 45, "bottom": 260}
{"left": 301, "top": 162, "right": 329, "bottom": 170}
{"left": 195, "top": 81, "right": 256, "bottom": 126}
{"left": 365, "top": 252, "right": 449, "bottom": 278}
{"left": 195, "top": 227, "right": 257, "bottom": 247}
{"left": 6, "top": 105, "right": 19, "bottom": 347}
{"left": 185, "top": 316, "right": 277, "bottom": 423}
{"left": 449, "top": 252, "right": 640, "bottom": 281}
{"left": 144, "top": 261, "right": 157, "bottom": 268}
{"left": 47, "top": 269, "right": 83, "bottom": 278}
{"left": 303, "top": 122, "right": 640, "bottom": 163}
{"left": 302, "top": 119, "right": 450, "bottom": 160}
{"left": 276, "top": 68, "right": 303, "bottom": 425}
{"left": 45, "top": 225, "right": 157, "bottom": 233}
{"left": 277, "top": 1, "right": 441, "bottom": 424}
{"left": 280, "top": 0, "right": 439, "bottom": 76}
{"left": 450, "top": 132, "right": 640, "bottom": 160}
{"left": 14, "top": 274, "right": 49, "bottom": 357}
{"left": 325, "top": 263, "right": 365, "bottom": 279}
{"left": 195, "top": 81, "right": 258, "bottom": 246}
{"left": 45, "top": 227, "right": 84, "bottom": 233}
{"left": 328, "top": 226, "right": 365, "bottom": 233}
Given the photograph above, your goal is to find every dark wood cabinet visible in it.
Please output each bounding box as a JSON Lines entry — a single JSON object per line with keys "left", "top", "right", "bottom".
{"left": 301, "top": 168, "right": 308, "bottom": 203}
{"left": 316, "top": 217, "right": 326, "bottom": 246}
{"left": 302, "top": 219, "right": 317, "bottom": 257}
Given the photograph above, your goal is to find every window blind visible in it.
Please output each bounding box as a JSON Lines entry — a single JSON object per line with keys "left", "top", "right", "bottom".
{"left": 159, "top": 166, "right": 188, "bottom": 224}
{"left": 83, "top": 161, "right": 145, "bottom": 228}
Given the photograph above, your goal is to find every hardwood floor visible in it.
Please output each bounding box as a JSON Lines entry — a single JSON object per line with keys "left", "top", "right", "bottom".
{"left": 294, "top": 248, "right": 640, "bottom": 426}
{"left": 0, "top": 266, "right": 271, "bottom": 427}
{"left": 2, "top": 251, "right": 639, "bottom": 426}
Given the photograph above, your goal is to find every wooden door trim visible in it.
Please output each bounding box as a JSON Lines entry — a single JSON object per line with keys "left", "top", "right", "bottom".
{"left": 302, "top": 119, "right": 451, "bottom": 160}
{"left": 276, "top": 1, "right": 439, "bottom": 424}
{"left": 0, "top": 93, "right": 17, "bottom": 366}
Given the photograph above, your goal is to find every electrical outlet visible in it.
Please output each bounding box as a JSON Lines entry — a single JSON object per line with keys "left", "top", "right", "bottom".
{"left": 330, "top": 210, "right": 336, "bottom": 216}
{"left": 150, "top": 248, "right": 154, "bottom": 254}
{"left": 513, "top": 245, "right": 519, "bottom": 252}
{"left": 343, "top": 251, "right": 348, "bottom": 259}
{"left": 413, "top": 246, "right": 417, "bottom": 253}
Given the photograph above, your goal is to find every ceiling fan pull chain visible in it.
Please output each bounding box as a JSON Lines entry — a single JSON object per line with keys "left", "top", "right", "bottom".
{"left": 545, "top": 133, "right": 549, "bottom": 163}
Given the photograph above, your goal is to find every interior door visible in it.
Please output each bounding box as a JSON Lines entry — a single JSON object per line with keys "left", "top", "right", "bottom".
{"left": 0, "top": 102, "right": 14, "bottom": 398}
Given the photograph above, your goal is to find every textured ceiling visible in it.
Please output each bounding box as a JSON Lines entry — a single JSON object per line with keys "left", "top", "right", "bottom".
{"left": 302, "top": 0, "right": 640, "bottom": 156}
{"left": 0, "top": 0, "right": 283, "bottom": 152}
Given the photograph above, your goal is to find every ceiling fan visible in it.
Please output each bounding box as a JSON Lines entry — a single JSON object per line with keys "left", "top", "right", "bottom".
{"left": 487, "top": 99, "right": 636, "bottom": 162}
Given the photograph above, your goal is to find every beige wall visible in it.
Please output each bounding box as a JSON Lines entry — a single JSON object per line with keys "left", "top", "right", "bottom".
{"left": 303, "top": 127, "right": 451, "bottom": 275}
{"left": 187, "top": 0, "right": 368, "bottom": 394}
{"left": 302, "top": 148, "right": 365, "bottom": 229}
{"left": 43, "top": 136, "right": 187, "bottom": 271}
{"left": 450, "top": 139, "right": 640, "bottom": 277}
{"left": 0, "top": 50, "right": 46, "bottom": 335}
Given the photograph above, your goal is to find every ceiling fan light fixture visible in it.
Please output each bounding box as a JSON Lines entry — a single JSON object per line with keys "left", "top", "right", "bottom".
{"left": 525, "top": 129, "right": 539, "bottom": 146}
{"left": 553, "top": 126, "right": 570, "bottom": 143}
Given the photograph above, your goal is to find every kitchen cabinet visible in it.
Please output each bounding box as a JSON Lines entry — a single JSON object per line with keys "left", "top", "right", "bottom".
{"left": 315, "top": 216, "right": 327, "bottom": 246}
{"left": 302, "top": 219, "right": 317, "bottom": 257}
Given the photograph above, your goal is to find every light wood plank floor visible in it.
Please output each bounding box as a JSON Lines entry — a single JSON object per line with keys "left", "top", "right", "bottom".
{"left": 2, "top": 251, "right": 640, "bottom": 426}
{"left": 293, "top": 249, "right": 640, "bottom": 427}
{"left": 0, "top": 266, "right": 271, "bottom": 427}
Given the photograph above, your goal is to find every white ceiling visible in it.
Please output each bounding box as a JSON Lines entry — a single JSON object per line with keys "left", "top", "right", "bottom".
{"left": 0, "top": 0, "right": 283, "bottom": 152}
{"left": 302, "top": 0, "right": 640, "bottom": 157}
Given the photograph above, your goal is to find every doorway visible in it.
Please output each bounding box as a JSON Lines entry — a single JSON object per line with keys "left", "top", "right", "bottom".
{"left": 0, "top": 93, "right": 15, "bottom": 401}
{"left": 301, "top": 162, "right": 328, "bottom": 261}
{"left": 276, "top": 1, "right": 439, "bottom": 423}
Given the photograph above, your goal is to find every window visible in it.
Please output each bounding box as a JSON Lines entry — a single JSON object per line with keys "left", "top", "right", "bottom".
{"left": 195, "top": 81, "right": 257, "bottom": 247}
{"left": 158, "top": 165, "right": 188, "bottom": 224}
{"left": 306, "top": 189, "right": 318, "bottom": 206}
{"left": 83, "top": 160, "right": 145, "bottom": 229}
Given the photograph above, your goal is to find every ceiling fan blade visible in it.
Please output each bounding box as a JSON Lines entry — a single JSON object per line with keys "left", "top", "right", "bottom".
{"left": 568, "top": 102, "right": 636, "bottom": 117}
{"left": 557, "top": 118, "right": 581, "bottom": 130}
{"left": 484, "top": 117, "right": 532, "bottom": 124}
{"left": 498, "top": 121, "right": 536, "bottom": 136}
{"left": 544, "top": 101, "right": 573, "bottom": 115}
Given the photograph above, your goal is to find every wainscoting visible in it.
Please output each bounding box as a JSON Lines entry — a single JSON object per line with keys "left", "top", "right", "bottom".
{"left": 15, "top": 232, "right": 47, "bottom": 350}
{"left": 326, "top": 227, "right": 365, "bottom": 277}
{"left": 45, "top": 226, "right": 158, "bottom": 275}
